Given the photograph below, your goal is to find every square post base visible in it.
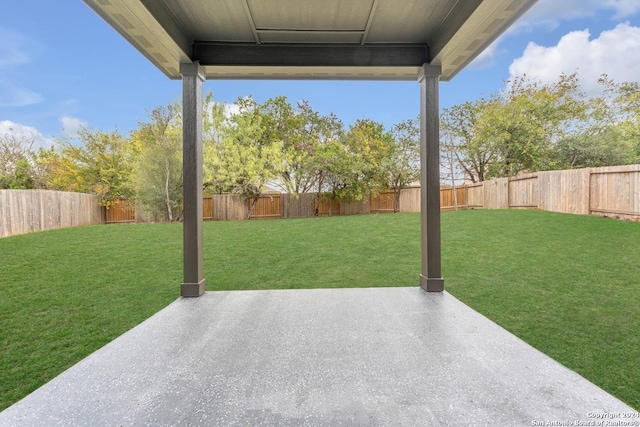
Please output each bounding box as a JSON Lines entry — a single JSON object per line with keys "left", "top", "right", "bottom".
{"left": 181, "top": 279, "right": 206, "bottom": 297}
{"left": 420, "top": 275, "right": 444, "bottom": 292}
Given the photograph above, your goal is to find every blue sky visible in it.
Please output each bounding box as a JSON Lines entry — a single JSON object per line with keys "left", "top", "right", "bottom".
{"left": 1, "top": 1, "right": 640, "bottom": 148}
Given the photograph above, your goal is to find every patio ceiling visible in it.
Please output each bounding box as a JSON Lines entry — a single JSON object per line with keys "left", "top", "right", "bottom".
{"left": 83, "top": 0, "right": 537, "bottom": 81}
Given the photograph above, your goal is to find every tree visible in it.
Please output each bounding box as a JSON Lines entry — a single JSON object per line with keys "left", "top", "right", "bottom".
{"left": 341, "top": 119, "right": 394, "bottom": 200}
{"left": 441, "top": 100, "right": 496, "bottom": 183}
{"left": 211, "top": 97, "right": 284, "bottom": 219}
{"left": 256, "top": 96, "right": 306, "bottom": 194}
{"left": 132, "top": 103, "right": 183, "bottom": 221}
{"left": 290, "top": 101, "right": 344, "bottom": 194}
{"left": 440, "top": 122, "right": 466, "bottom": 210}
{"left": 30, "top": 147, "right": 59, "bottom": 189}
{"left": 202, "top": 91, "right": 231, "bottom": 194}
{"left": 36, "top": 146, "right": 81, "bottom": 192}
{"left": 247, "top": 97, "right": 344, "bottom": 194}
{"left": 309, "top": 139, "right": 361, "bottom": 215}
{"left": 481, "top": 73, "right": 586, "bottom": 177}
{"left": 49, "top": 128, "right": 135, "bottom": 205}
{"left": 549, "top": 75, "right": 640, "bottom": 169}
{"left": 0, "top": 130, "right": 37, "bottom": 189}
{"left": 441, "top": 73, "right": 640, "bottom": 179}
{"left": 553, "top": 128, "right": 637, "bottom": 169}
{"left": 603, "top": 77, "right": 640, "bottom": 161}
{"left": 388, "top": 118, "right": 420, "bottom": 212}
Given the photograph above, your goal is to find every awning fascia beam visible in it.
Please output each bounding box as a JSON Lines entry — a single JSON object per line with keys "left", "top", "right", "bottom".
{"left": 194, "top": 42, "right": 429, "bottom": 67}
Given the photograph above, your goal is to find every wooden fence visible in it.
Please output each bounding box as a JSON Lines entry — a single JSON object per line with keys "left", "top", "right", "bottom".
{"left": 0, "top": 186, "right": 468, "bottom": 237}
{"left": 370, "top": 192, "right": 395, "bottom": 213}
{"left": 103, "top": 187, "right": 472, "bottom": 224}
{"left": 467, "top": 183, "right": 484, "bottom": 209}
{"left": 250, "top": 194, "right": 282, "bottom": 219}
{"left": 317, "top": 195, "right": 341, "bottom": 216}
{"left": 209, "top": 194, "right": 248, "bottom": 221}
{"left": 0, "top": 190, "right": 104, "bottom": 238}
{"left": 106, "top": 199, "right": 135, "bottom": 223}
{"left": 105, "top": 200, "right": 167, "bottom": 223}
{"left": 466, "top": 164, "right": 640, "bottom": 221}
{"left": 282, "top": 193, "right": 317, "bottom": 218}
{"left": 589, "top": 168, "right": 640, "bottom": 219}
{"left": 440, "top": 186, "right": 468, "bottom": 210}
{"left": 13, "top": 164, "right": 634, "bottom": 235}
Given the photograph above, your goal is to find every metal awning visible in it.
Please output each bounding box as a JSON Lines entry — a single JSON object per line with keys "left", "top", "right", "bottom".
{"left": 83, "top": 0, "right": 536, "bottom": 81}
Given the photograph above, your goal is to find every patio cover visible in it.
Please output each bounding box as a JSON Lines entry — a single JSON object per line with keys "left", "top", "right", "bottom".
{"left": 83, "top": 0, "right": 538, "bottom": 296}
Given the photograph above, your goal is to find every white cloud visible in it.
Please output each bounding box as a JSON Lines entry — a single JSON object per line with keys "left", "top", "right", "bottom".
{"left": 60, "top": 115, "right": 87, "bottom": 136}
{"left": 0, "top": 120, "right": 56, "bottom": 150}
{"left": 0, "top": 76, "right": 43, "bottom": 107}
{"left": 223, "top": 103, "right": 240, "bottom": 118}
{"left": 515, "top": 0, "right": 640, "bottom": 33}
{"left": 605, "top": 0, "right": 640, "bottom": 19}
{"left": 0, "top": 28, "right": 32, "bottom": 69}
{"left": 478, "top": 0, "right": 640, "bottom": 74}
{"left": 508, "top": 23, "right": 640, "bottom": 96}
{"left": 203, "top": 100, "right": 240, "bottom": 121}
{"left": 0, "top": 27, "right": 43, "bottom": 107}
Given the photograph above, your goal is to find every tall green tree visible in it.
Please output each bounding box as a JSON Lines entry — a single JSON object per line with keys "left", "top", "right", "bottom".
{"left": 211, "top": 97, "right": 284, "bottom": 219}
{"left": 481, "top": 73, "right": 586, "bottom": 177}
{"left": 553, "top": 129, "right": 637, "bottom": 168}
{"left": 341, "top": 119, "right": 394, "bottom": 200}
{"left": 603, "top": 77, "right": 640, "bottom": 161}
{"left": 551, "top": 75, "right": 640, "bottom": 169}
{"left": 202, "top": 91, "right": 229, "bottom": 194}
{"left": 252, "top": 97, "right": 344, "bottom": 194}
{"left": 132, "top": 102, "right": 183, "bottom": 221}
{"left": 441, "top": 99, "right": 496, "bottom": 183}
{"left": 309, "top": 139, "right": 361, "bottom": 215}
{"left": 0, "top": 131, "right": 36, "bottom": 189}
{"left": 256, "top": 96, "right": 307, "bottom": 194}
{"left": 51, "top": 128, "right": 135, "bottom": 205}
{"left": 388, "top": 118, "right": 420, "bottom": 212}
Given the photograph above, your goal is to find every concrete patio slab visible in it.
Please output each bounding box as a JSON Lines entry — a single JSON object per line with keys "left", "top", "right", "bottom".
{"left": 0, "top": 288, "right": 635, "bottom": 426}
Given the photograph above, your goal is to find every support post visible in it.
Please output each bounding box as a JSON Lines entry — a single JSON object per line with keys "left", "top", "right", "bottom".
{"left": 418, "top": 64, "right": 444, "bottom": 292}
{"left": 180, "top": 62, "right": 206, "bottom": 297}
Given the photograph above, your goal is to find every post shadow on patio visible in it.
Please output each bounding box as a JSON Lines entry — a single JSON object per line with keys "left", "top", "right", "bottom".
{"left": 84, "top": 0, "right": 538, "bottom": 297}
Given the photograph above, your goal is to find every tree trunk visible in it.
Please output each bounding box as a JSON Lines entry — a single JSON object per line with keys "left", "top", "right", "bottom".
{"left": 393, "top": 188, "right": 401, "bottom": 213}
{"left": 448, "top": 153, "right": 459, "bottom": 210}
{"left": 314, "top": 174, "right": 324, "bottom": 216}
{"left": 313, "top": 193, "right": 320, "bottom": 216}
{"left": 164, "top": 157, "right": 173, "bottom": 221}
{"left": 246, "top": 195, "right": 260, "bottom": 220}
{"left": 451, "top": 183, "right": 458, "bottom": 211}
{"left": 328, "top": 194, "right": 334, "bottom": 217}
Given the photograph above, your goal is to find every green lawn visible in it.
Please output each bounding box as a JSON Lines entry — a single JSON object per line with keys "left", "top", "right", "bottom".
{"left": 1, "top": 210, "right": 638, "bottom": 410}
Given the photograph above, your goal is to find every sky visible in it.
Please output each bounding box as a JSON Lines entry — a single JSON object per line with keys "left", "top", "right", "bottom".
{"left": 1, "top": 1, "right": 640, "bottom": 149}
